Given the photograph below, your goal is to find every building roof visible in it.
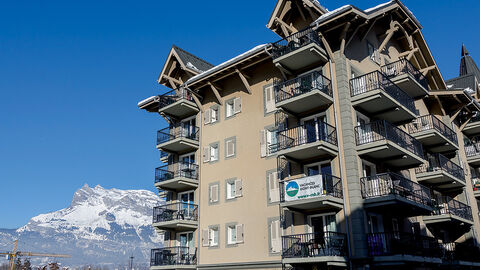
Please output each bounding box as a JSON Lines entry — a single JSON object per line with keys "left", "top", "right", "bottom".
{"left": 172, "top": 45, "right": 214, "bottom": 73}
{"left": 460, "top": 44, "right": 480, "bottom": 79}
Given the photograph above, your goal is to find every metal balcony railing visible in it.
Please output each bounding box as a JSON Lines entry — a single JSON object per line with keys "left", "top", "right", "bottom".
{"left": 367, "top": 232, "right": 442, "bottom": 257}
{"left": 155, "top": 162, "right": 199, "bottom": 183}
{"left": 156, "top": 125, "right": 199, "bottom": 145}
{"left": 280, "top": 174, "right": 343, "bottom": 202}
{"left": 354, "top": 120, "right": 424, "bottom": 159}
{"left": 415, "top": 153, "right": 465, "bottom": 181}
{"left": 158, "top": 88, "right": 195, "bottom": 108}
{"left": 282, "top": 232, "right": 347, "bottom": 258}
{"left": 150, "top": 247, "right": 196, "bottom": 266}
{"left": 153, "top": 203, "right": 198, "bottom": 223}
{"left": 408, "top": 115, "right": 458, "bottom": 145}
{"left": 271, "top": 26, "right": 324, "bottom": 59}
{"left": 350, "top": 71, "right": 416, "bottom": 114}
{"left": 442, "top": 242, "right": 480, "bottom": 262}
{"left": 271, "top": 121, "right": 337, "bottom": 153}
{"left": 465, "top": 137, "right": 480, "bottom": 157}
{"left": 431, "top": 195, "right": 473, "bottom": 221}
{"left": 360, "top": 172, "right": 432, "bottom": 207}
{"left": 381, "top": 58, "right": 429, "bottom": 90}
{"left": 274, "top": 71, "right": 332, "bottom": 103}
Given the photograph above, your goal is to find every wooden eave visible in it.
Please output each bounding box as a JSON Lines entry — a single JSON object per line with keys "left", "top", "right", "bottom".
{"left": 157, "top": 47, "right": 201, "bottom": 87}
{"left": 427, "top": 90, "right": 479, "bottom": 114}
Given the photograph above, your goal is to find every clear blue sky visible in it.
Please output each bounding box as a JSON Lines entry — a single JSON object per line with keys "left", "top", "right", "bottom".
{"left": 0, "top": 0, "right": 478, "bottom": 229}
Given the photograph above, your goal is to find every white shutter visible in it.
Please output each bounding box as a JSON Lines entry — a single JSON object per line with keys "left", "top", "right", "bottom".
{"left": 204, "top": 109, "right": 211, "bottom": 125}
{"left": 202, "top": 229, "right": 209, "bottom": 247}
{"left": 226, "top": 140, "right": 235, "bottom": 157}
{"left": 235, "top": 179, "right": 242, "bottom": 197}
{"left": 260, "top": 130, "right": 267, "bottom": 157}
{"left": 203, "top": 147, "right": 210, "bottom": 163}
{"left": 269, "top": 172, "right": 280, "bottom": 203}
{"left": 271, "top": 220, "right": 282, "bottom": 253}
{"left": 236, "top": 224, "right": 244, "bottom": 243}
{"left": 211, "top": 185, "right": 218, "bottom": 202}
{"left": 265, "top": 85, "right": 275, "bottom": 113}
{"left": 233, "top": 97, "right": 241, "bottom": 114}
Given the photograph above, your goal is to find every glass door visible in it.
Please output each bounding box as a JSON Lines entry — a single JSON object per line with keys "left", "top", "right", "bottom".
{"left": 305, "top": 161, "right": 332, "bottom": 195}
{"left": 181, "top": 117, "right": 196, "bottom": 138}
{"left": 301, "top": 114, "right": 326, "bottom": 144}
{"left": 179, "top": 153, "right": 196, "bottom": 179}
{"left": 362, "top": 160, "right": 378, "bottom": 196}
{"left": 178, "top": 232, "right": 194, "bottom": 263}
{"left": 178, "top": 191, "right": 195, "bottom": 219}
{"left": 357, "top": 113, "right": 372, "bottom": 144}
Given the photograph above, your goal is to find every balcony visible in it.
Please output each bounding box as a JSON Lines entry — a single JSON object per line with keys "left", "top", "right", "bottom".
{"left": 355, "top": 120, "right": 425, "bottom": 168}
{"left": 350, "top": 71, "right": 417, "bottom": 124}
{"left": 473, "top": 179, "right": 480, "bottom": 198}
{"left": 407, "top": 115, "right": 458, "bottom": 153}
{"left": 150, "top": 247, "right": 196, "bottom": 269}
{"left": 155, "top": 162, "right": 199, "bottom": 191}
{"left": 274, "top": 71, "right": 332, "bottom": 114}
{"left": 361, "top": 172, "right": 433, "bottom": 216}
{"left": 423, "top": 195, "right": 473, "bottom": 238}
{"left": 443, "top": 242, "right": 480, "bottom": 267}
{"left": 272, "top": 27, "right": 328, "bottom": 72}
{"left": 280, "top": 174, "right": 343, "bottom": 211}
{"left": 282, "top": 232, "right": 347, "bottom": 266}
{"left": 152, "top": 203, "right": 198, "bottom": 231}
{"left": 465, "top": 139, "right": 480, "bottom": 166}
{"left": 381, "top": 58, "right": 429, "bottom": 98}
{"left": 460, "top": 113, "right": 480, "bottom": 136}
{"left": 157, "top": 88, "right": 199, "bottom": 119}
{"left": 367, "top": 232, "right": 442, "bottom": 264}
{"left": 415, "top": 153, "right": 465, "bottom": 190}
{"left": 156, "top": 126, "right": 199, "bottom": 154}
{"left": 271, "top": 121, "right": 338, "bottom": 160}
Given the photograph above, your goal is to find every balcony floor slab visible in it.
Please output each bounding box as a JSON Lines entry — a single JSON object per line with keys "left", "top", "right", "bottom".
{"left": 159, "top": 100, "right": 199, "bottom": 119}
{"left": 411, "top": 129, "right": 458, "bottom": 153}
{"left": 273, "top": 43, "right": 328, "bottom": 71}
{"left": 150, "top": 266, "right": 196, "bottom": 270}
{"left": 276, "top": 141, "right": 338, "bottom": 160}
{"left": 363, "top": 194, "right": 433, "bottom": 216}
{"left": 371, "top": 255, "right": 442, "bottom": 265}
{"left": 389, "top": 73, "right": 429, "bottom": 99}
{"left": 157, "top": 138, "right": 199, "bottom": 154}
{"left": 416, "top": 170, "right": 466, "bottom": 190}
{"left": 276, "top": 89, "right": 333, "bottom": 115}
{"left": 280, "top": 195, "right": 343, "bottom": 212}
{"left": 357, "top": 140, "right": 425, "bottom": 168}
{"left": 467, "top": 155, "right": 480, "bottom": 167}
{"left": 283, "top": 256, "right": 347, "bottom": 266}
{"left": 155, "top": 177, "right": 198, "bottom": 192}
{"left": 153, "top": 220, "right": 198, "bottom": 231}
{"left": 463, "top": 121, "right": 480, "bottom": 136}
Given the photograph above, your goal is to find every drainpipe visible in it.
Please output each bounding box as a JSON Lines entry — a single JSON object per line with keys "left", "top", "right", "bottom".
{"left": 328, "top": 59, "right": 353, "bottom": 270}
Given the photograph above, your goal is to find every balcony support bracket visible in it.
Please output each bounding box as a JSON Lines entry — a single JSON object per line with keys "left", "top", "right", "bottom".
{"left": 275, "top": 63, "right": 292, "bottom": 80}
{"left": 191, "top": 93, "right": 204, "bottom": 112}
{"left": 339, "top": 22, "right": 351, "bottom": 55}
{"left": 236, "top": 68, "right": 252, "bottom": 94}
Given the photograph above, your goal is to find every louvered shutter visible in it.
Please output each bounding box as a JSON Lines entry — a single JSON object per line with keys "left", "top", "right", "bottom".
{"left": 212, "top": 185, "right": 218, "bottom": 202}
{"left": 204, "top": 109, "right": 211, "bottom": 125}
{"left": 202, "top": 229, "right": 209, "bottom": 247}
{"left": 271, "top": 220, "right": 282, "bottom": 253}
{"left": 226, "top": 140, "right": 235, "bottom": 157}
{"left": 203, "top": 147, "right": 210, "bottom": 163}
{"left": 235, "top": 179, "right": 242, "bottom": 197}
{"left": 260, "top": 130, "right": 267, "bottom": 157}
{"left": 265, "top": 85, "right": 275, "bottom": 113}
{"left": 236, "top": 224, "right": 244, "bottom": 243}
{"left": 233, "top": 97, "right": 241, "bottom": 114}
{"left": 269, "top": 172, "right": 280, "bottom": 203}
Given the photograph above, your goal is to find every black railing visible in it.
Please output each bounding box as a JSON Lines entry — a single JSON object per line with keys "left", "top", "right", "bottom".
{"left": 274, "top": 71, "right": 332, "bottom": 103}
{"left": 280, "top": 174, "right": 343, "bottom": 202}
{"left": 431, "top": 195, "right": 473, "bottom": 221}
{"left": 150, "top": 247, "right": 196, "bottom": 266}
{"left": 442, "top": 242, "right": 480, "bottom": 262}
{"left": 408, "top": 115, "right": 458, "bottom": 146}
{"left": 465, "top": 137, "right": 480, "bottom": 157}
{"left": 157, "top": 125, "right": 199, "bottom": 145}
{"left": 282, "top": 232, "right": 347, "bottom": 258}
{"left": 354, "top": 120, "right": 424, "bottom": 159}
{"left": 153, "top": 203, "right": 198, "bottom": 223}
{"left": 381, "top": 58, "right": 429, "bottom": 90}
{"left": 271, "top": 121, "right": 337, "bottom": 153}
{"left": 272, "top": 26, "right": 324, "bottom": 59}
{"left": 350, "top": 71, "right": 416, "bottom": 114}
{"left": 415, "top": 153, "right": 465, "bottom": 181}
{"left": 367, "top": 232, "right": 442, "bottom": 257}
{"left": 360, "top": 172, "right": 432, "bottom": 207}
{"left": 158, "top": 88, "right": 195, "bottom": 108}
{"left": 155, "top": 162, "right": 199, "bottom": 183}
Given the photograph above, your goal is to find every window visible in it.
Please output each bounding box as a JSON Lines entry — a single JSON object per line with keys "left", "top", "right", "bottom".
{"left": 268, "top": 171, "right": 280, "bottom": 203}
{"left": 210, "top": 144, "right": 219, "bottom": 161}
{"left": 260, "top": 128, "right": 277, "bottom": 157}
{"left": 225, "top": 137, "right": 236, "bottom": 159}
{"left": 209, "top": 227, "right": 219, "bottom": 247}
{"left": 203, "top": 143, "right": 219, "bottom": 163}
{"left": 226, "top": 97, "right": 241, "bottom": 118}
{"left": 209, "top": 184, "right": 219, "bottom": 204}
{"left": 227, "top": 224, "right": 244, "bottom": 245}
{"left": 226, "top": 179, "right": 242, "bottom": 200}
{"left": 367, "top": 41, "right": 380, "bottom": 65}
{"left": 264, "top": 84, "right": 275, "bottom": 114}
{"left": 211, "top": 107, "right": 218, "bottom": 123}
{"left": 204, "top": 107, "right": 219, "bottom": 125}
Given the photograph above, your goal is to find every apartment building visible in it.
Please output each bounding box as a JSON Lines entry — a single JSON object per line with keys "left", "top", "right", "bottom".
{"left": 138, "top": 0, "right": 480, "bottom": 269}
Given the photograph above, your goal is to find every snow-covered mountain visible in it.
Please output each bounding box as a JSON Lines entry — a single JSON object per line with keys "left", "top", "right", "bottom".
{"left": 0, "top": 184, "right": 163, "bottom": 267}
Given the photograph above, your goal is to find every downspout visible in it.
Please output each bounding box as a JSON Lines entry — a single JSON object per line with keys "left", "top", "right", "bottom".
{"left": 328, "top": 59, "right": 353, "bottom": 270}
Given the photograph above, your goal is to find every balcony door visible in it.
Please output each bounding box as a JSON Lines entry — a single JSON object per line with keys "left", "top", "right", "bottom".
{"left": 181, "top": 116, "right": 196, "bottom": 138}
{"left": 308, "top": 213, "right": 337, "bottom": 254}
{"left": 178, "top": 191, "right": 195, "bottom": 219}
{"left": 179, "top": 152, "right": 196, "bottom": 179}
{"left": 367, "top": 213, "right": 387, "bottom": 255}
{"left": 305, "top": 161, "right": 332, "bottom": 195}
{"left": 177, "top": 231, "right": 195, "bottom": 261}
{"left": 301, "top": 113, "right": 327, "bottom": 144}
{"left": 362, "top": 160, "right": 379, "bottom": 196}
{"left": 356, "top": 112, "right": 372, "bottom": 144}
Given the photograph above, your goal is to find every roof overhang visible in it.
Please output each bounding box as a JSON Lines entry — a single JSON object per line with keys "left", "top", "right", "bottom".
{"left": 427, "top": 89, "right": 480, "bottom": 114}
{"left": 157, "top": 47, "right": 203, "bottom": 87}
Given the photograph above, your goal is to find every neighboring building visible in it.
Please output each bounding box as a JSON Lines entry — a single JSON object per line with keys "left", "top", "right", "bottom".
{"left": 138, "top": 0, "right": 480, "bottom": 269}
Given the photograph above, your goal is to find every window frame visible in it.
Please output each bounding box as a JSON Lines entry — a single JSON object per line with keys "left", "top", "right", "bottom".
{"left": 224, "top": 136, "right": 237, "bottom": 159}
